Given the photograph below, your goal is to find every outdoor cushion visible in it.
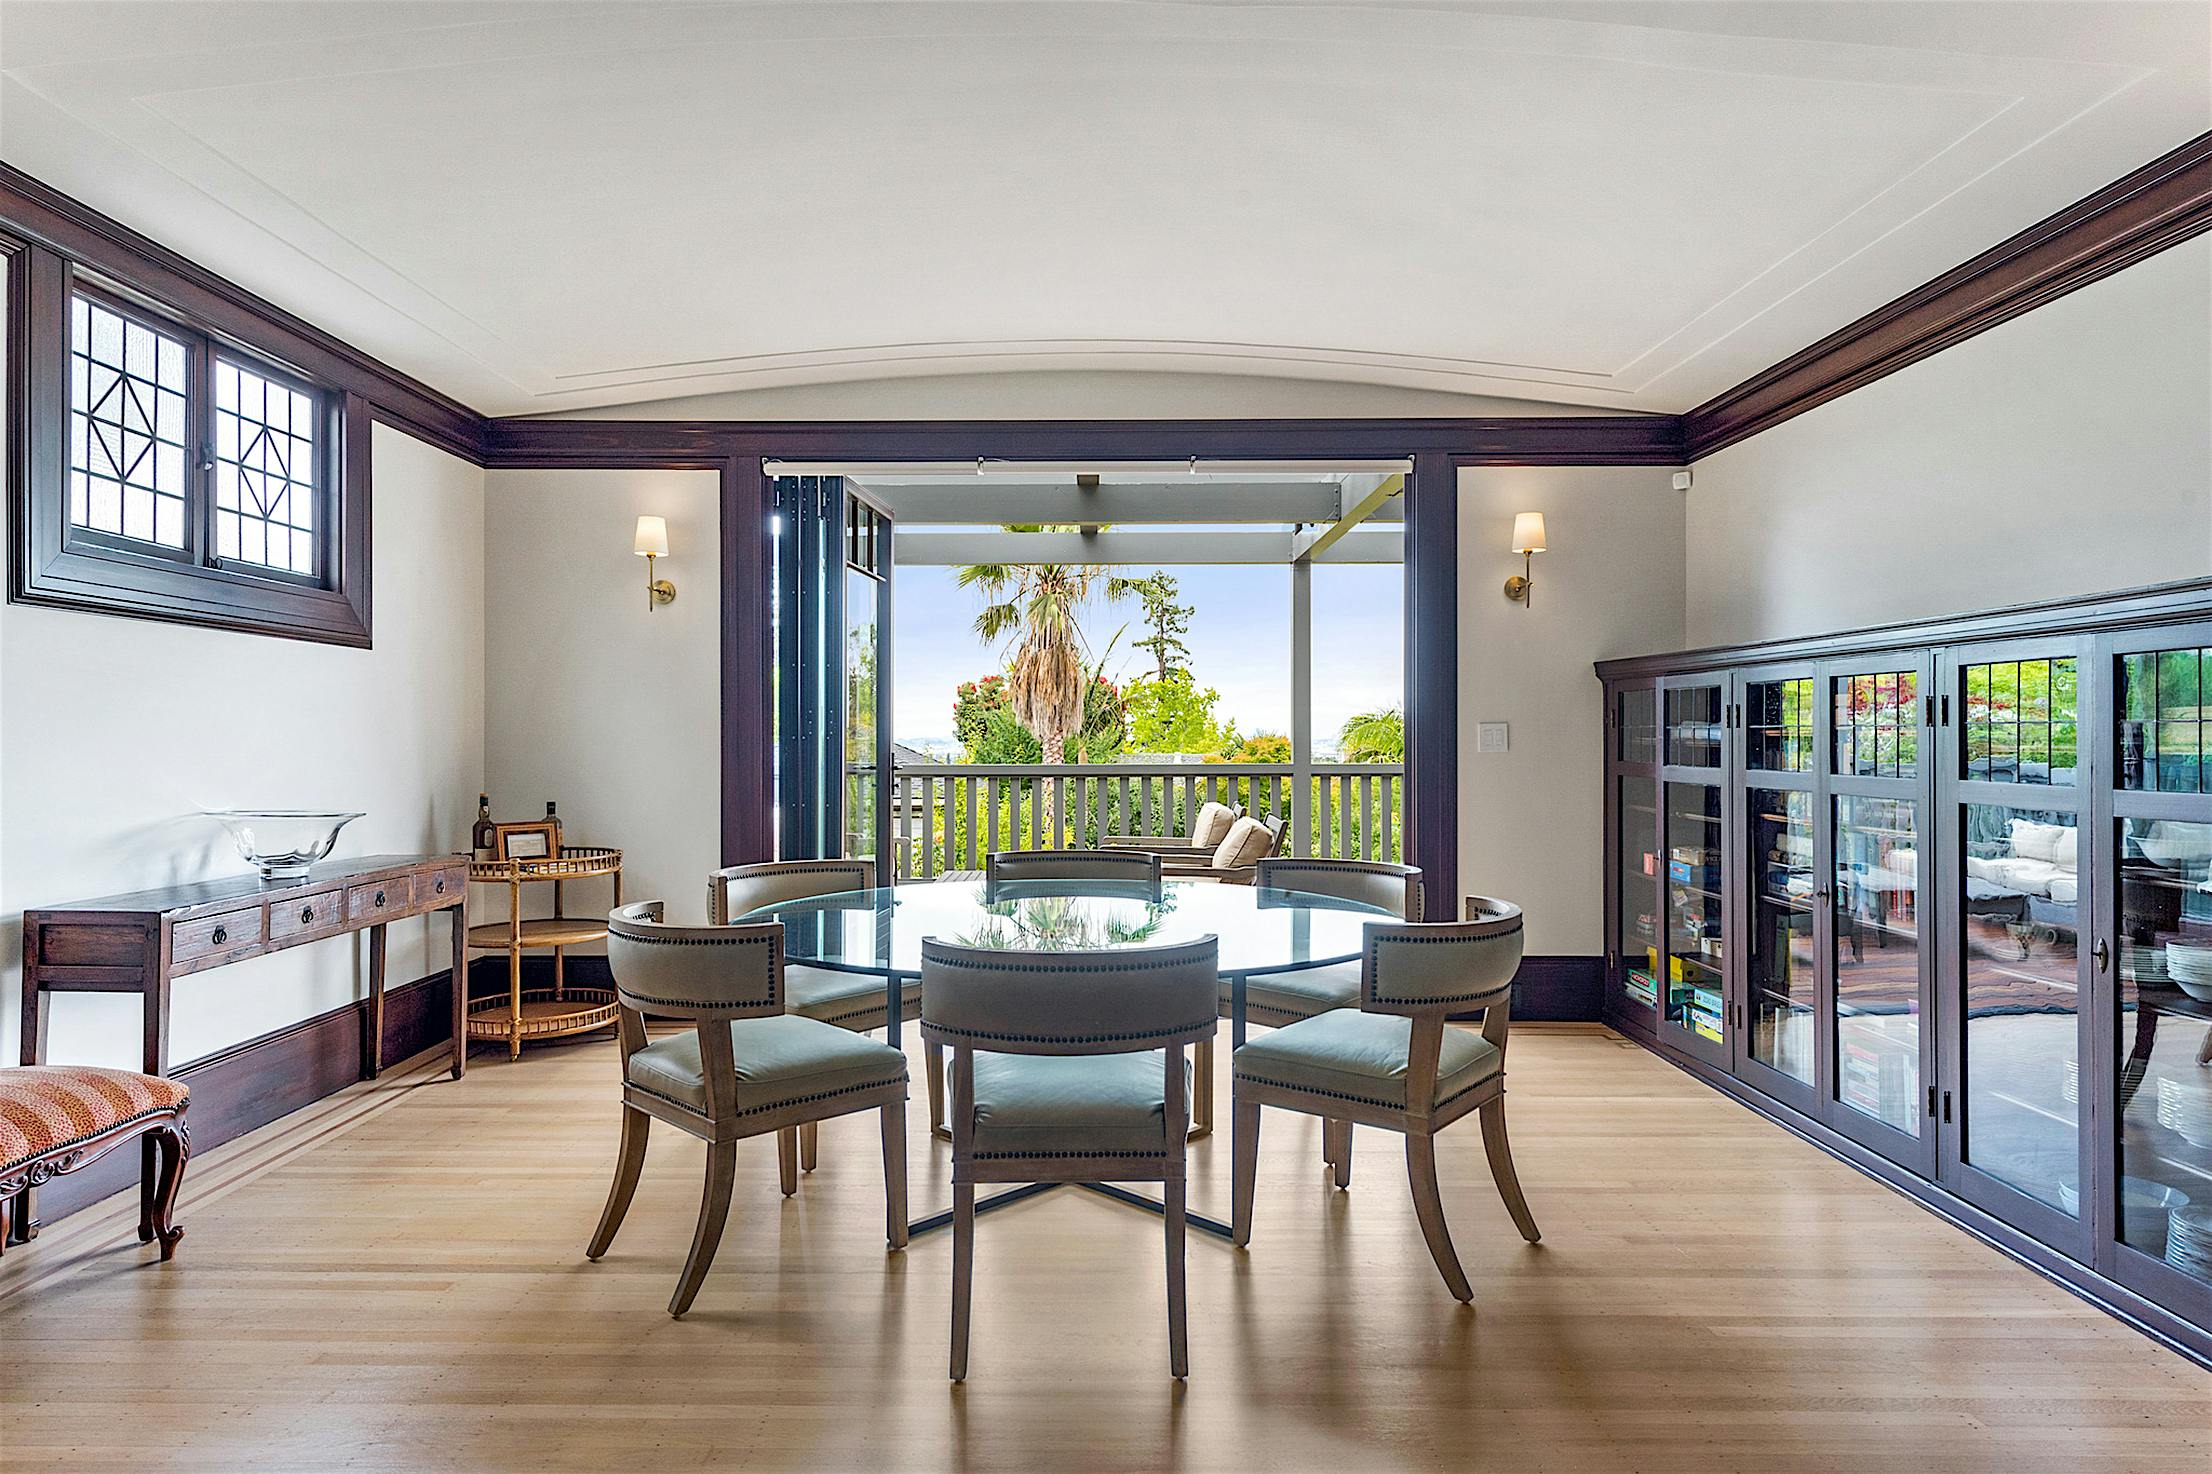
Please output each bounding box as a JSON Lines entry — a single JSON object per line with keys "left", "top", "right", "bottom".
{"left": 968, "top": 1050, "right": 1184, "bottom": 1157}
{"left": 1212, "top": 816, "right": 1275, "bottom": 870}
{"left": 1, "top": 1066, "right": 188, "bottom": 1172}
{"left": 627, "top": 1014, "right": 906, "bottom": 1118}
{"left": 1221, "top": 962, "right": 1360, "bottom": 1020}
{"left": 2009, "top": 819, "right": 2079, "bottom": 872}
{"left": 1190, "top": 801, "right": 1239, "bottom": 849}
{"left": 786, "top": 963, "right": 920, "bottom": 1027}
{"left": 1234, "top": 1011, "right": 1501, "bottom": 1113}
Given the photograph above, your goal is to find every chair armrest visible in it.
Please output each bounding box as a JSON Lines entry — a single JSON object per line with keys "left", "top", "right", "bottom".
{"left": 1105, "top": 839, "right": 1216, "bottom": 859}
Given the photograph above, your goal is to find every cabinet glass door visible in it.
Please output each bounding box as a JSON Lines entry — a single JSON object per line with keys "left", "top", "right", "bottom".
{"left": 1941, "top": 642, "right": 2090, "bottom": 1244}
{"left": 1741, "top": 671, "right": 1818, "bottom": 1106}
{"left": 2104, "top": 631, "right": 2212, "bottom": 1328}
{"left": 1825, "top": 656, "right": 1934, "bottom": 1170}
{"left": 1617, "top": 774, "right": 1661, "bottom": 1017}
{"left": 1663, "top": 781, "right": 1728, "bottom": 1062}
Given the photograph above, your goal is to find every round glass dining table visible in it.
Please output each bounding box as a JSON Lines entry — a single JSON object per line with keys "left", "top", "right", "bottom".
{"left": 741, "top": 876, "right": 1393, "bottom": 1053}
{"left": 740, "top": 876, "right": 1396, "bottom": 1239}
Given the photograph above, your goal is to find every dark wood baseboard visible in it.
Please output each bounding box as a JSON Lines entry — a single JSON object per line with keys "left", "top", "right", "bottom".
{"left": 1603, "top": 1008, "right": 2212, "bottom": 1370}
{"left": 1478, "top": 955, "right": 1602, "bottom": 1023}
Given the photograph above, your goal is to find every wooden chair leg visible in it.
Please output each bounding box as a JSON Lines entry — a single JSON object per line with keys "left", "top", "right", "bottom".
{"left": 777, "top": 1127, "right": 798, "bottom": 1197}
{"left": 799, "top": 1120, "right": 819, "bottom": 1173}
{"left": 1405, "top": 1131, "right": 1472, "bottom": 1303}
{"left": 587, "top": 1105, "right": 651, "bottom": 1259}
{"left": 144, "top": 1122, "right": 189, "bottom": 1261}
{"left": 669, "top": 1139, "right": 737, "bottom": 1318}
{"left": 1325, "top": 1118, "right": 1352, "bottom": 1188}
{"left": 925, "top": 1042, "right": 946, "bottom": 1133}
{"left": 881, "top": 1098, "right": 909, "bottom": 1251}
{"left": 1231, "top": 1100, "right": 1262, "bottom": 1247}
{"left": 1479, "top": 1097, "right": 1541, "bottom": 1243}
{"left": 950, "top": 1181, "right": 975, "bottom": 1381}
{"left": 1193, "top": 1039, "right": 1215, "bottom": 1132}
{"left": 1165, "top": 1177, "right": 1189, "bottom": 1379}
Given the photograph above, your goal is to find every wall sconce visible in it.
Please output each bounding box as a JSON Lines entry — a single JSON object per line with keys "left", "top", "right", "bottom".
{"left": 634, "top": 515, "right": 676, "bottom": 611}
{"left": 1504, "top": 511, "right": 1546, "bottom": 606}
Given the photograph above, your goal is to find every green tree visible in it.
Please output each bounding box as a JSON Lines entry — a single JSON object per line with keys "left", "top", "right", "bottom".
{"left": 1118, "top": 571, "right": 1193, "bottom": 683}
{"left": 1126, "top": 670, "right": 1232, "bottom": 755}
{"left": 956, "top": 556, "right": 1127, "bottom": 764}
{"left": 1232, "top": 731, "right": 1291, "bottom": 764}
{"left": 955, "top": 671, "right": 1126, "bottom": 764}
{"left": 1338, "top": 707, "right": 1405, "bottom": 762}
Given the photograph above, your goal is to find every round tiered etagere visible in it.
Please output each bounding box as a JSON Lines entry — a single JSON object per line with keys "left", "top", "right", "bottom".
{"left": 465, "top": 846, "right": 623, "bottom": 1059}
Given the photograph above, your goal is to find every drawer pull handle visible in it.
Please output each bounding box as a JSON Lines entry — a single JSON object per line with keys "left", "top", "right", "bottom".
{"left": 434, "top": 877, "right": 446, "bottom": 895}
{"left": 373, "top": 890, "right": 387, "bottom": 907}
{"left": 211, "top": 925, "right": 228, "bottom": 946}
{"left": 301, "top": 906, "right": 316, "bottom": 924}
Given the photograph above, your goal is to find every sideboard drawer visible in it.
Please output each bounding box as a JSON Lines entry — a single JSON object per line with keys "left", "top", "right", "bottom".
{"left": 420, "top": 866, "right": 464, "bottom": 911}
{"left": 268, "top": 888, "right": 346, "bottom": 944}
{"left": 348, "top": 876, "right": 415, "bottom": 925}
{"left": 174, "top": 906, "right": 265, "bottom": 965}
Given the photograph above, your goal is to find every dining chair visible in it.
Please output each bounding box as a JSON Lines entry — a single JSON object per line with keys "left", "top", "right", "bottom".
{"left": 984, "top": 847, "right": 1164, "bottom": 891}
{"left": 920, "top": 934, "right": 1219, "bottom": 1380}
{"left": 707, "top": 859, "right": 937, "bottom": 1165}
{"left": 1230, "top": 898, "right": 1535, "bottom": 1303}
{"left": 588, "top": 901, "right": 910, "bottom": 1317}
{"left": 1248, "top": 858, "right": 1423, "bottom": 1177}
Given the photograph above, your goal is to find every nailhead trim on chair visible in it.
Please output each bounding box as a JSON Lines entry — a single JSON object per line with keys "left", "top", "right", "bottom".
{"left": 1230, "top": 1070, "right": 1498, "bottom": 1114}
{"left": 628, "top": 1073, "right": 905, "bottom": 1120}
{"left": 968, "top": 1147, "right": 1172, "bottom": 1160}
{"left": 1364, "top": 927, "right": 1522, "bottom": 1008}
{"left": 925, "top": 1019, "right": 1216, "bottom": 1046}
{"left": 611, "top": 932, "right": 780, "bottom": 948}
{"left": 921, "top": 951, "right": 1211, "bottom": 976}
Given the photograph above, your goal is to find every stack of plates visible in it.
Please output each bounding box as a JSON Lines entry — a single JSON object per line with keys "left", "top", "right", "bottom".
{"left": 2169, "top": 1207, "right": 2212, "bottom": 1280}
{"left": 2167, "top": 943, "right": 2212, "bottom": 1001}
{"left": 2059, "top": 1176, "right": 2191, "bottom": 1256}
{"left": 2157, "top": 1076, "right": 2212, "bottom": 1148}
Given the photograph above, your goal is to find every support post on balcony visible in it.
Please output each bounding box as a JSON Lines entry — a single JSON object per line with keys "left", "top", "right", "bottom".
{"left": 1291, "top": 556, "right": 1313, "bottom": 857}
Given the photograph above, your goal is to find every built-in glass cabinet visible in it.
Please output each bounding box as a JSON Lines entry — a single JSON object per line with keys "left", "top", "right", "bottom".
{"left": 1600, "top": 584, "right": 2212, "bottom": 1362}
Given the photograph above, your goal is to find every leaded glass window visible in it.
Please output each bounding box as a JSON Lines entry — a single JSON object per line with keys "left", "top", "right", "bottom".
{"left": 69, "top": 293, "right": 190, "bottom": 549}
{"left": 214, "top": 359, "right": 321, "bottom": 576}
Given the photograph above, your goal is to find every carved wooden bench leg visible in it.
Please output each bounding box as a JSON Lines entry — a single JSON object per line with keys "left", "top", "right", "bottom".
{"left": 141, "top": 1118, "right": 190, "bottom": 1261}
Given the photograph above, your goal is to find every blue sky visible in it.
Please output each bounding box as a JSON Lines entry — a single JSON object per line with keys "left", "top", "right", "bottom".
{"left": 892, "top": 562, "right": 1403, "bottom": 757}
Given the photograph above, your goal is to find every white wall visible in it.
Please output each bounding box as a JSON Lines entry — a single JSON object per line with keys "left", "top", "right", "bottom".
{"left": 482, "top": 468, "right": 722, "bottom": 934}
{"left": 554, "top": 368, "right": 1616, "bottom": 421}
{"left": 1458, "top": 466, "right": 1685, "bottom": 955}
{"left": 1685, "top": 235, "right": 2212, "bottom": 648}
{"left": 0, "top": 425, "right": 486, "bottom": 1069}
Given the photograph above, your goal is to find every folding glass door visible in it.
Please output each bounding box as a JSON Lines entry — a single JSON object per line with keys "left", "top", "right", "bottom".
{"left": 1926, "top": 638, "right": 2094, "bottom": 1248}
{"left": 2099, "top": 623, "right": 2212, "bottom": 1328}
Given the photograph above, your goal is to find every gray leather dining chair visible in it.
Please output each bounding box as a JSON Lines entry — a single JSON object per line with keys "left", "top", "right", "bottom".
{"left": 984, "top": 847, "right": 1164, "bottom": 891}
{"left": 1230, "top": 899, "right": 1536, "bottom": 1303}
{"left": 920, "top": 934, "right": 1219, "bottom": 1380}
{"left": 707, "top": 859, "right": 936, "bottom": 1166}
{"left": 1249, "top": 858, "right": 1423, "bottom": 1176}
{"left": 588, "top": 901, "right": 910, "bottom": 1317}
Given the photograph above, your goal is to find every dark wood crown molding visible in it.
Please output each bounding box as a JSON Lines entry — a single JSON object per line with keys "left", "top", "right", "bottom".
{"left": 1682, "top": 130, "right": 2212, "bottom": 460}
{"left": 0, "top": 163, "right": 486, "bottom": 465}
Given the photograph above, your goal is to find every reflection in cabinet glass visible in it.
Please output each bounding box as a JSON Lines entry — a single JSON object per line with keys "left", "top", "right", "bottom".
{"left": 2117, "top": 817, "right": 2212, "bottom": 1278}
{"left": 1964, "top": 657, "right": 2077, "bottom": 785}
{"left": 1664, "top": 686, "right": 1723, "bottom": 768}
{"left": 1618, "top": 688, "right": 1658, "bottom": 766}
{"left": 1665, "top": 783, "right": 1725, "bottom": 1045}
{"left": 2119, "top": 647, "right": 2210, "bottom": 793}
{"left": 1749, "top": 789, "right": 1815, "bottom": 1082}
{"left": 1962, "top": 803, "right": 2080, "bottom": 1213}
{"left": 1835, "top": 670, "right": 1919, "bottom": 778}
{"left": 1619, "top": 776, "right": 1660, "bottom": 1009}
{"left": 1747, "top": 678, "right": 1813, "bottom": 772}
{"left": 1834, "top": 795, "right": 1920, "bottom": 1134}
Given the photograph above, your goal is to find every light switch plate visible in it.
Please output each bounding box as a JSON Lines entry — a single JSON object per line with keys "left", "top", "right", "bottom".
{"left": 1477, "top": 722, "right": 1509, "bottom": 753}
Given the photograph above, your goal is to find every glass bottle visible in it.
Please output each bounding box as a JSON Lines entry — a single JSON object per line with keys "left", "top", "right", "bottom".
{"left": 471, "top": 794, "right": 495, "bottom": 859}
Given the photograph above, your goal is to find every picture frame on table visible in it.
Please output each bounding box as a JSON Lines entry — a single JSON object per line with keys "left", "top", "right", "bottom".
{"left": 493, "top": 820, "right": 559, "bottom": 862}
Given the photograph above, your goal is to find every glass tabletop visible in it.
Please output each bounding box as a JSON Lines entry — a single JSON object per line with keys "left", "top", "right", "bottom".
{"left": 742, "top": 878, "right": 1393, "bottom": 979}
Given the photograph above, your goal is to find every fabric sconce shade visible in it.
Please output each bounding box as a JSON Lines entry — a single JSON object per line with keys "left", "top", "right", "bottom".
{"left": 635, "top": 516, "right": 675, "bottom": 609}
{"left": 1511, "top": 512, "right": 1547, "bottom": 555}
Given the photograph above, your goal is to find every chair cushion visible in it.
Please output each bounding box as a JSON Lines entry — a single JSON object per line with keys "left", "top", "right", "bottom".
{"left": 1221, "top": 961, "right": 1361, "bottom": 1021}
{"left": 1191, "top": 801, "right": 1239, "bottom": 849}
{"left": 628, "top": 1015, "right": 906, "bottom": 1119}
{"left": 968, "top": 1050, "right": 1184, "bottom": 1158}
{"left": 1, "top": 1066, "right": 188, "bottom": 1173}
{"left": 1211, "top": 816, "right": 1276, "bottom": 870}
{"left": 786, "top": 964, "right": 920, "bottom": 1027}
{"left": 1233, "top": 1011, "right": 1500, "bottom": 1113}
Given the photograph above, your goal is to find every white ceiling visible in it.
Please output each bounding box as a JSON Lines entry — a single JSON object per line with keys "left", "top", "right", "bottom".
{"left": 2, "top": 1, "right": 2204, "bottom": 417}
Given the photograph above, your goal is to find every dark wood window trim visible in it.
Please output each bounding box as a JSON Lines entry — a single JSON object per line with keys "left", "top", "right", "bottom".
{"left": 8, "top": 237, "right": 373, "bottom": 647}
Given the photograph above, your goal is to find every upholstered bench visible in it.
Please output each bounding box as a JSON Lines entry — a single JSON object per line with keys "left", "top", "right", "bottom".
{"left": 0, "top": 1066, "right": 190, "bottom": 1260}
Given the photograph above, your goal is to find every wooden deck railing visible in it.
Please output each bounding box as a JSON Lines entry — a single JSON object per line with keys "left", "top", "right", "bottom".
{"left": 889, "top": 762, "right": 1403, "bottom": 880}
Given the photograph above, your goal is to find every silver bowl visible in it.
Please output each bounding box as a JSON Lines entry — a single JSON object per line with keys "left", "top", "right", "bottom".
{"left": 205, "top": 809, "right": 365, "bottom": 881}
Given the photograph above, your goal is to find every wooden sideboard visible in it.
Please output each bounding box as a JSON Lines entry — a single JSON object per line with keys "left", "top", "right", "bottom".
{"left": 20, "top": 854, "right": 469, "bottom": 1082}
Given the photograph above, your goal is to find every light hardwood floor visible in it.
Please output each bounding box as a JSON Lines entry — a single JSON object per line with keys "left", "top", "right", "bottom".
{"left": 2, "top": 1024, "right": 2205, "bottom": 1473}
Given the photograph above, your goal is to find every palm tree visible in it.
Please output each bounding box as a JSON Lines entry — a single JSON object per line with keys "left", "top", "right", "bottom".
{"left": 1338, "top": 707, "right": 1405, "bottom": 762}
{"left": 956, "top": 559, "right": 1125, "bottom": 764}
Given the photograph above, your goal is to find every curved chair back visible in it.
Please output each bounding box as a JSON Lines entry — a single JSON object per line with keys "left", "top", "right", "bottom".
{"left": 1359, "top": 899, "right": 1525, "bottom": 1045}
{"left": 607, "top": 901, "right": 785, "bottom": 1018}
{"left": 986, "top": 847, "right": 1162, "bottom": 891}
{"left": 918, "top": 935, "right": 1219, "bottom": 1056}
{"left": 1256, "top": 857, "right": 1423, "bottom": 921}
{"left": 707, "top": 858, "right": 874, "bottom": 925}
